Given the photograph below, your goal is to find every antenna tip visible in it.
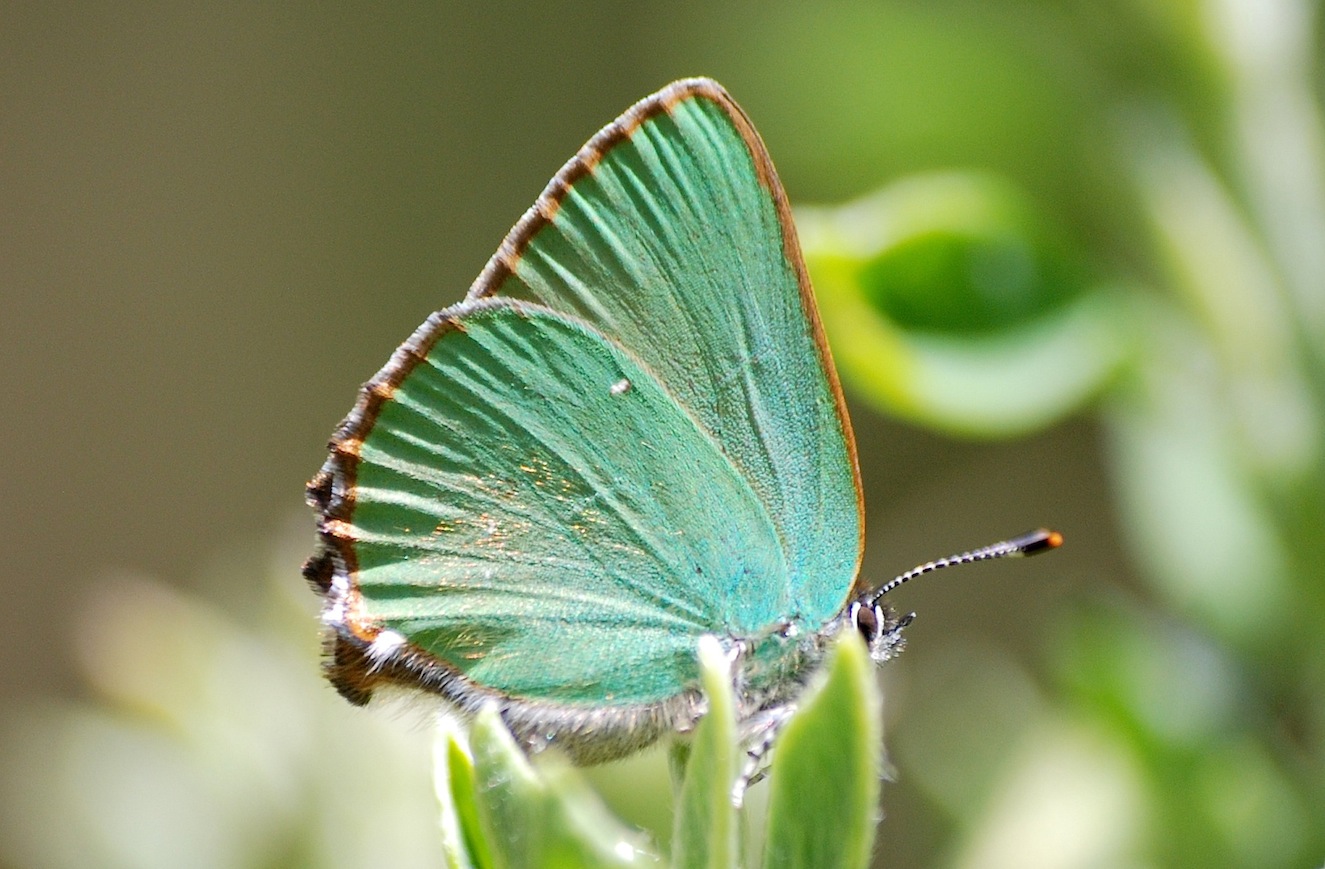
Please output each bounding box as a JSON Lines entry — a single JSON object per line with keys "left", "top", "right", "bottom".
{"left": 1012, "top": 528, "right": 1063, "bottom": 556}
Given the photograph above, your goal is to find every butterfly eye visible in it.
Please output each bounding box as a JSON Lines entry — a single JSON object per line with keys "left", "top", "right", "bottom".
{"left": 853, "top": 600, "right": 880, "bottom": 642}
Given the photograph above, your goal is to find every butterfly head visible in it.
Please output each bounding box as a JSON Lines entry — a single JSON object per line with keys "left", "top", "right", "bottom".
{"left": 846, "top": 598, "right": 913, "bottom": 664}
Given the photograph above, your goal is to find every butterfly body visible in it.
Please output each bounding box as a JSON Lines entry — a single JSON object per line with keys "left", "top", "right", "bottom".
{"left": 306, "top": 78, "right": 910, "bottom": 764}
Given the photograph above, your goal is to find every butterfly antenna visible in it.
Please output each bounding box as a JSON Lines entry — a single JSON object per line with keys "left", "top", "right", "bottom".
{"left": 868, "top": 528, "right": 1062, "bottom": 605}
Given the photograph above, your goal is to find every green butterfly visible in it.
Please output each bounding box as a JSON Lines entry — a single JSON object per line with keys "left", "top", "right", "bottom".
{"left": 304, "top": 78, "right": 1059, "bottom": 771}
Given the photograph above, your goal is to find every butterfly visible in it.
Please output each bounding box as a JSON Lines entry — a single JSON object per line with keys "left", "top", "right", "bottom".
{"left": 303, "top": 77, "right": 1060, "bottom": 770}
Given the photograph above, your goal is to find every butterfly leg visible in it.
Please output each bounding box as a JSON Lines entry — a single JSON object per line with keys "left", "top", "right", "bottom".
{"left": 732, "top": 703, "right": 797, "bottom": 807}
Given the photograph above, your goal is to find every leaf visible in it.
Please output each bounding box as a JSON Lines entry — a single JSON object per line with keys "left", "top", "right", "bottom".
{"left": 672, "top": 636, "right": 739, "bottom": 869}
{"left": 467, "top": 704, "right": 659, "bottom": 869}
{"left": 797, "top": 173, "right": 1131, "bottom": 437}
{"left": 434, "top": 717, "right": 490, "bottom": 869}
{"left": 762, "top": 634, "right": 882, "bottom": 869}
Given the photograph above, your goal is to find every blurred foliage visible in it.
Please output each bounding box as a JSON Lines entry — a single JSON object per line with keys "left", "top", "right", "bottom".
{"left": 0, "top": 533, "right": 446, "bottom": 869}
{"left": 793, "top": 0, "right": 1325, "bottom": 866}
{"left": 4, "top": 0, "right": 1325, "bottom": 867}
{"left": 797, "top": 175, "right": 1131, "bottom": 436}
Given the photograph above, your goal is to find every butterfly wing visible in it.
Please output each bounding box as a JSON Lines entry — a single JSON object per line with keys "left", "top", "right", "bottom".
{"left": 308, "top": 79, "right": 862, "bottom": 709}
{"left": 473, "top": 79, "right": 863, "bottom": 623}
{"left": 313, "top": 300, "right": 786, "bottom": 704}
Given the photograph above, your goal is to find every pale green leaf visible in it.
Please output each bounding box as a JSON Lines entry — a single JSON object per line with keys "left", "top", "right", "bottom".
{"left": 762, "top": 635, "right": 881, "bottom": 869}
{"left": 672, "top": 636, "right": 739, "bottom": 869}
{"left": 468, "top": 704, "right": 659, "bottom": 869}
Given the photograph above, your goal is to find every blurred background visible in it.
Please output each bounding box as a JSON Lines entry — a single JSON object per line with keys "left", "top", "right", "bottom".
{"left": 2, "top": 2, "right": 1322, "bottom": 867}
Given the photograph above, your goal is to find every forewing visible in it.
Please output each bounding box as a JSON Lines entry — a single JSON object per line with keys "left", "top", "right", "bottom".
{"left": 474, "top": 79, "right": 862, "bottom": 622}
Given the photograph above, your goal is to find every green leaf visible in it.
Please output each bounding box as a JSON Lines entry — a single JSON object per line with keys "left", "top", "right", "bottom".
{"left": 798, "top": 173, "right": 1131, "bottom": 436}
{"left": 672, "top": 636, "right": 739, "bottom": 869}
{"left": 434, "top": 719, "right": 490, "bottom": 869}
{"left": 848, "top": 173, "right": 1081, "bottom": 335}
{"left": 762, "top": 634, "right": 881, "bottom": 869}
{"left": 468, "top": 704, "right": 659, "bottom": 869}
